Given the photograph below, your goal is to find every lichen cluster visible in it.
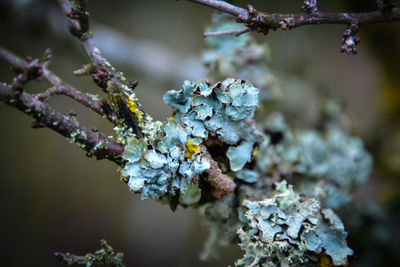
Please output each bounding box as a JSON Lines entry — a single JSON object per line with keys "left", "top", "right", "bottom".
{"left": 54, "top": 239, "right": 124, "bottom": 267}
{"left": 236, "top": 181, "right": 352, "bottom": 267}
{"left": 121, "top": 78, "right": 261, "bottom": 204}
{"left": 121, "top": 119, "right": 209, "bottom": 201}
{"left": 187, "top": 12, "right": 374, "bottom": 267}
{"left": 257, "top": 113, "right": 372, "bottom": 209}
{"left": 117, "top": 12, "right": 373, "bottom": 267}
{"left": 203, "top": 13, "right": 281, "bottom": 102}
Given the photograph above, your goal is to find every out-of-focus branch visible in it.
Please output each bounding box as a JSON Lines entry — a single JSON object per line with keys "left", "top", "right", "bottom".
{"left": 204, "top": 27, "right": 252, "bottom": 37}
{"left": 186, "top": 0, "right": 400, "bottom": 54}
{"left": 92, "top": 23, "right": 206, "bottom": 82}
{"left": 0, "top": 82, "right": 124, "bottom": 164}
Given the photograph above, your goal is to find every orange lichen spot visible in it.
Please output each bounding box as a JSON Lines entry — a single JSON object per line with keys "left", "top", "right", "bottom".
{"left": 185, "top": 139, "right": 201, "bottom": 159}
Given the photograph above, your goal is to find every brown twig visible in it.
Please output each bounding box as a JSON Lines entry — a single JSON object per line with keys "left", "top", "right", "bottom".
{"left": 187, "top": 0, "right": 400, "bottom": 27}
{"left": 186, "top": 0, "right": 400, "bottom": 54}
{"left": 58, "top": 0, "right": 148, "bottom": 137}
{"left": 0, "top": 82, "right": 124, "bottom": 164}
{"left": 0, "top": 46, "right": 118, "bottom": 124}
{"left": 201, "top": 146, "right": 236, "bottom": 199}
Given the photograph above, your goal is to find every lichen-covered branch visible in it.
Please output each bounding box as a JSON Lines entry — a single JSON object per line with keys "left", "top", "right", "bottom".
{"left": 187, "top": 0, "right": 400, "bottom": 54}
{"left": 0, "top": 82, "right": 123, "bottom": 164}
{"left": 59, "top": 0, "right": 149, "bottom": 137}
{"left": 54, "top": 239, "right": 125, "bottom": 267}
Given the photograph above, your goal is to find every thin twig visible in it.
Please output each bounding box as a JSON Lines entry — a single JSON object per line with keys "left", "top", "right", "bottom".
{"left": 186, "top": 0, "right": 400, "bottom": 54}
{"left": 40, "top": 66, "right": 118, "bottom": 124}
{"left": 59, "top": 0, "right": 148, "bottom": 137}
{"left": 186, "top": 0, "right": 245, "bottom": 16}
{"left": 187, "top": 0, "right": 400, "bottom": 28}
{"left": 204, "top": 27, "right": 253, "bottom": 37}
{"left": 0, "top": 47, "right": 117, "bottom": 124}
{"left": 0, "top": 83, "right": 124, "bottom": 164}
{"left": 0, "top": 47, "right": 26, "bottom": 71}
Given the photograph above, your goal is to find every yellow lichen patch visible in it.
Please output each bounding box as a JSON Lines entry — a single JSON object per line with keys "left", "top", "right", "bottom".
{"left": 185, "top": 139, "right": 201, "bottom": 159}
{"left": 318, "top": 252, "right": 333, "bottom": 267}
{"left": 127, "top": 96, "right": 147, "bottom": 125}
{"left": 127, "top": 97, "right": 138, "bottom": 114}
{"left": 252, "top": 148, "right": 258, "bottom": 157}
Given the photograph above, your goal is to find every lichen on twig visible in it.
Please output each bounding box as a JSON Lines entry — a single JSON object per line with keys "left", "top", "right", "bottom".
{"left": 54, "top": 239, "right": 125, "bottom": 267}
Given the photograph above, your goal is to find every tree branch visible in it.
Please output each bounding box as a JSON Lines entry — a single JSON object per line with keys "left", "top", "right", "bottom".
{"left": 0, "top": 82, "right": 124, "bottom": 164}
{"left": 59, "top": 0, "right": 149, "bottom": 137}
{"left": 188, "top": 0, "right": 400, "bottom": 27}
{"left": 0, "top": 46, "right": 118, "bottom": 124}
{"left": 54, "top": 239, "right": 125, "bottom": 267}
{"left": 186, "top": 0, "right": 400, "bottom": 54}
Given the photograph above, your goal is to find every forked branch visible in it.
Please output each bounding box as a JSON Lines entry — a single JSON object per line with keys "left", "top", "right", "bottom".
{"left": 187, "top": 0, "right": 400, "bottom": 54}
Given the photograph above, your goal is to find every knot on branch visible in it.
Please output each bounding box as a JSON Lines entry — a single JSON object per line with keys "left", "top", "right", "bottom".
{"left": 301, "top": 0, "right": 318, "bottom": 14}
{"left": 279, "top": 17, "right": 296, "bottom": 30}
{"left": 377, "top": 0, "right": 395, "bottom": 13}
{"left": 236, "top": 4, "right": 269, "bottom": 35}
{"left": 340, "top": 24, "right": 360, "bottom": 55}
{"left": 91, "top": 66, "right": 112, "bottom": 91}
{"left": 11, "top": 57, "right": 42, "bottom": 94}
{"left": 65, "top": 0, "right": 90, "bottom": 37}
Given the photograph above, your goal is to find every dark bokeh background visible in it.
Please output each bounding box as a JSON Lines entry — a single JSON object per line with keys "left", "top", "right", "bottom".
{"left": 0, "top": 0, "right": 399, "bottom": 266}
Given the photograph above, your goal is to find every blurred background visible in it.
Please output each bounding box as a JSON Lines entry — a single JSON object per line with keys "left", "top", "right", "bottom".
{"left": 0, "top": 0, "right": 399, "bottom": 266}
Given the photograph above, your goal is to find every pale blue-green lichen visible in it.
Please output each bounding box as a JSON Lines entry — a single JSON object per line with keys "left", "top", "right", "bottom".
{"left": 236, "top": 181, "right": 353, "bottom": 267}
{"left": 121, "top": 78, "right": 262, "bottom": 202}
{"left": 256, "top": 113, "right": 372, "bottom": 209}
{"left": 203, "top": 13, "right": 281, "bottom": 103}
{"left": 165, "top": 77, "right": 262, "bottom": 156}
{"left": 66, "top": 128, "right": 87, "bottom": 150}
{"left": 85, "top": 93, "right": 100, "bottom": 102}
{"left": 122, "top": 119, "right": 210, "bottom": 200}
{"left": 187, "top": 12, "right": 372, "bottom": 267}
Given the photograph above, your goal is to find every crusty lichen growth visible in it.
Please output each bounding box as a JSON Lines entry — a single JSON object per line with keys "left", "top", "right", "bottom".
{"left": 54, "top": 239, "right": 125, "bottom": 267}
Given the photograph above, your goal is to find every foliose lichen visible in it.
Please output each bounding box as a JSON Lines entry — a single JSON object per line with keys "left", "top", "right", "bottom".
{"left": 121, "top": 78, "right": 262, "bottom": 203}
{"left": 256, "top": 113, "right": 373, "bottom": 209}
{"left": 203, "top": 13, "right": 281, "bottom": 103}
{"left": 236, "top": 181, "right": 353, "bottom": 267}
